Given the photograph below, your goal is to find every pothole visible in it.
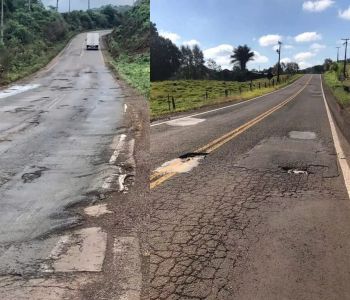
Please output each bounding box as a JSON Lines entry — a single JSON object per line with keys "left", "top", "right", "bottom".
{"left": 280, "top": 166, "right": 308, "bottom": 175}
{"left": 288, "top": 131, "right": 316, "bottom": 140}
{"left": 22, "top": 166, "right": 49, "bottom": 183}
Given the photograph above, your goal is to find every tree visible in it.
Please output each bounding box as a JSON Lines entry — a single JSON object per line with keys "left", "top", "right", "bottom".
{"left": 323, "top": 58, "right": 333, "bottom": 72}
{"left": 230, "top": 45, "right": 255, "bottom": 71}
{"left": 207, "top": 58, "right": 221, "bottom": 72}
{"left": 150, "top": 23, "right": 181, "bottom": 81}
{"left": 285, "top": 62, "right": 299, "bottom": 75}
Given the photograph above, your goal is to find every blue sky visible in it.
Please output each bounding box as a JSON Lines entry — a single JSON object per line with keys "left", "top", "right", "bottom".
{"left": 42, "top": 0, "right": 133, "bottom": 12}
{"left": 151, "top": 0, "right": 350, "bottom": 70}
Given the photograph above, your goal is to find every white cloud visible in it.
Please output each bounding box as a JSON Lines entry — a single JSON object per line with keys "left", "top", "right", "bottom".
{"left": 259, "top": 34, "right": 282, "bottom": 47}
{"left": 159, "top": 30, "right": 181, "bottom": 44}
{"left": 310, "top": 43, "right": 326, "bottom": 51}
{"left": 182, "top": 40, "right": 201, "bottom": 47}
{"left": 295, "top": 32, "right": 322, "bottom": 42}
{"left": 252, "top": 51, "right": 269, "bottom": 64}
{"left": 339, "top": 6, "right": 350, "bottom": 20}
{"left": 281, "top": 57, "right": 292, "bottom": 64}
{"left": 284, "top": 45, "right": 294, "bottom": 49}
{"left": 303, "top": 0, "right": 334, "bottom": 12}
{"left": 299, "top": 61, "right": 312, "bottom": 69}
{"left": 204, "top": 44, "right": 234, "bottom": 69}
{"left": 294, "top": 51, "right": 316, "bottom": 62}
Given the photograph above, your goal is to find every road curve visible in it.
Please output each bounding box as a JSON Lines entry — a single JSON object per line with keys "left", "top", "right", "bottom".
{"left": 149, "top": 75, "right": 350, "bottom": 299}
{"left": 0, "top": 32, "right": 125, "bottom": 245}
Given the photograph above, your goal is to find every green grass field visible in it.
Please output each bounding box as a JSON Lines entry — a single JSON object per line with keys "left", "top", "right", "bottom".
{"left": 150, "top": 74, "right": 302, "bottom": 118}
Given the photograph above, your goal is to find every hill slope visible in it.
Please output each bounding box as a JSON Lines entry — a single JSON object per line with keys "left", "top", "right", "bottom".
{"left": 107, "top": 0, "right": 150, "bottom": 98}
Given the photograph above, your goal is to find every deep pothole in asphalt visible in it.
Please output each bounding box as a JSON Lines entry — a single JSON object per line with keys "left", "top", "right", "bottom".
{"left": 280, "top": 166, "right": 309, "bottom": 175}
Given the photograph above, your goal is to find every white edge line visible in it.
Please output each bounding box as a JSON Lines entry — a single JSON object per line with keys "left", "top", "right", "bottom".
{"left": 320, "top": 75, "right": 350, "bottom": 199}
{"left": 109, "top": 134, "right": 127, "bottom": 164}
{"left": 151, "top": 75, "right": 307, "bottom": 127}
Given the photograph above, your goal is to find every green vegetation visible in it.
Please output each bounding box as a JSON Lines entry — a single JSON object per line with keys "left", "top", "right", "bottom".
{"left": 107, "top": 0, "right": 150, "bottom": 97}
{"left": 151, "top": 75, "right": 302, "bottom": 118}
{"left": 324, "top": 61, "right": 350, "bottom": 108}
{"left": 110, "top": 53, "right": 150, "bottom": 98}
{"left": 0, "top": 0, "right": 128, "bottom": 85}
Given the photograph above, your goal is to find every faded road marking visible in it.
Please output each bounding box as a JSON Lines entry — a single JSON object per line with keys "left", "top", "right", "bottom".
{"left": 0, "top": 84, "right": 40, "bottom": 99}
{"left": 41, "top": 227, "right": 107, "bottom": 273}
{"left": 151, "top": 76, "right": 313, "bottom": 189}
{"left": 321, "top": 75, "right": 350, "bottom": 199}
{"left": 110, "top": 134, "right": 127, "bottom": 164}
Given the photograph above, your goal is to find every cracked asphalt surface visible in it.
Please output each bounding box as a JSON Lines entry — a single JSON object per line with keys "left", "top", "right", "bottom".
{"left": 149, "top": 75, "right": 350, "bottom": 299}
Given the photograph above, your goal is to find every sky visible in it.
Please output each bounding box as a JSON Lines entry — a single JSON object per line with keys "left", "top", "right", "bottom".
{"left": 42, "top": 0, "right": 134, "bottom": 12}
{"left": 151, "top": 0, "right": 350, "bottom": 70}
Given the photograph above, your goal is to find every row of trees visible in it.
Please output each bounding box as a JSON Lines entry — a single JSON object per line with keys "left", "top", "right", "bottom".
{"left": 151, "top": 23, "right": 300, "bottom": 82}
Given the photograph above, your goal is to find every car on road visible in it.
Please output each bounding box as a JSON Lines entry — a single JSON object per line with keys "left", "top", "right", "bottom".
{"left": 86, "top": 33, "right": 99, "bottom": 50}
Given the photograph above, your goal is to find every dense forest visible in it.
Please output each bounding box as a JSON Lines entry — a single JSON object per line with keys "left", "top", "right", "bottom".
{"left": 151, "top": 23, "right": 300, "bottom": 82}
{"left": 0, "top": 0, "right": 129, "bottom": 83}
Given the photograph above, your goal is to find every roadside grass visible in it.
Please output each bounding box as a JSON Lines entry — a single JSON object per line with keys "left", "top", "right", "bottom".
{"left": 1, "top": 36, "right": 73, "bottom": 85}
{"left": 150, "top": 74, "right": 302, "bottom": 119}
{"left": 324, "top": 68, "right": 350, "bottom": 108}
{"left": 110, "top": 53, "right": 150, "bottom": 98}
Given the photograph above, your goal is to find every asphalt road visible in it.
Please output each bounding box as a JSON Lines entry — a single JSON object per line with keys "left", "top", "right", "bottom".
{"left": 0, "top": 32, "right": 132, "bottom": 277}
{"left": 149, "top": 75, "right": 350, "bottom": 299}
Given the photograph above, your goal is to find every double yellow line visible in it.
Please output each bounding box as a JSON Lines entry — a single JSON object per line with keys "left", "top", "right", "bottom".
{"left": 150, "top": 76, "right": 313, "bottom": 189}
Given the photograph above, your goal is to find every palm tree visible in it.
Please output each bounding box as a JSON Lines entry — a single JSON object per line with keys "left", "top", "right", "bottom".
{"left": 230, "top": 45, "right": 255, "bottom": 71}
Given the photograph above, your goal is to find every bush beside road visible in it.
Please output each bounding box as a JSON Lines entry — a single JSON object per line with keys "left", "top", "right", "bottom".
{"left": 323, "top": 63, "right": 350, "bottom": 109}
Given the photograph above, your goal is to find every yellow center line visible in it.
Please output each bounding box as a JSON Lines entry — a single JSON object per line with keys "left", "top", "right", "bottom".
{"left": 150, "top": 75, "right": 313, "bottom": 189}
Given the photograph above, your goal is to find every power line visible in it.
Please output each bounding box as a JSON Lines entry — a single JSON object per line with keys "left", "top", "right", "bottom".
{"left": 342, "top": 38, "right": 349, "bottom": 78}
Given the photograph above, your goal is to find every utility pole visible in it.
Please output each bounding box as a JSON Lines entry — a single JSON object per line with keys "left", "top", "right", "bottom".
{"left": 88, "top": 0, "right": 90, "bottom": 10}
{"left": 342, "top": 38, "right": 349, "bottom": 78}
{"left": 336, "top": 46, "right": 340, "bottom": 63}
{"left": 56, "top": 0, "right": 59, "bottom": 11}
{"left": 68, "top": 0, "right": 70, "bottom": 12}
{"left": 28, "top": 0, "right": 31, "bottom": 11}
{"left": 276, "top": 41, "right": 282, "bottom": 83}
{"left": 0, "top": 0, "right": 3, "bottom": 46}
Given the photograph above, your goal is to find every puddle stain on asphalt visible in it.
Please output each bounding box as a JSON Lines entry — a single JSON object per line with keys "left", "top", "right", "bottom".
{"left": 21, "top": 166, "right": 49, "bottom": 183}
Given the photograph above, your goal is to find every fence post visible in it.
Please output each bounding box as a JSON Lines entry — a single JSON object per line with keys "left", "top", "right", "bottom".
{"left": 259, "top": 82, "right": 261, "bottom": 89}
{"left": 225, "top": 89, "right": 228, "bottom": 97}
{"left": 239, "top": 86, "right": 242, "bottom": 94}
{"left": 205, "top": 91, "right": 208, "bottom": 100}
{"left": 172, "top": 96, "right": 176, "bottom": 110}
